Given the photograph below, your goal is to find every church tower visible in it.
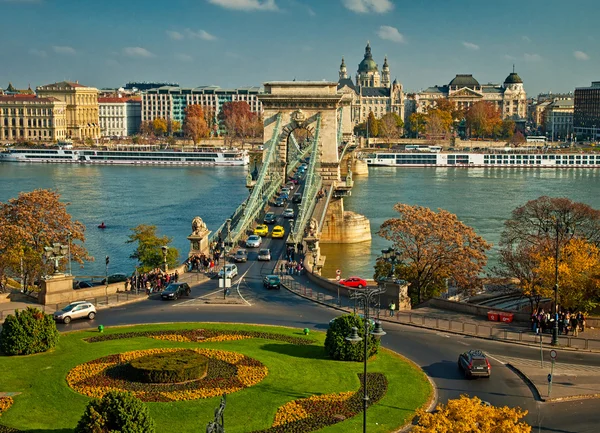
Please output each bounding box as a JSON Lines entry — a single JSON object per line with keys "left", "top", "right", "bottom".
{"left": 356, "top": 41, "right": 380, "bottom": 87}
{"left": 339, "top": 57, "right": 348, "bottom": 80}
{"left": 381, "top": 56, "right": 390, "bottom": 88}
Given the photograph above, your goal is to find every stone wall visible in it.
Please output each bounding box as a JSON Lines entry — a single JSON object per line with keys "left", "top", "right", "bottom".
{"left": 423, "top": 297, "right": 530, "bottom": 323}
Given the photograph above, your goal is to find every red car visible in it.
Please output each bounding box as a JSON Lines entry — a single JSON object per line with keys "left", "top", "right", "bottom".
{"left": 339, "top": 277, "right": 367, "bottom": 288}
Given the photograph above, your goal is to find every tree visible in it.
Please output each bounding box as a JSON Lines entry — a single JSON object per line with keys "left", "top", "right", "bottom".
{"left": 367, "top": 111, "right": 379, "bottom": 138}
{"left": 413, "top": 395, "right": 531, "bottom": 433}
{"left": 465, "top": 101, "right": 502, "bottom": 138}
{"left": 139, "top": 121, "right": 153, "bottom": 137}
{"left": 126, "top": 224, "right": 179, "bottom": 272}
{"left": 152, "top": 118, "right": 167, "bottom": 137}
{"left": 497, "top": 196, "right": 600, "bottom": 311}
{"left": 378, "top": 204, "right": 491, "bottom": 304}
{"left": 500, "top": 119, "right": 516, "bottom": 139}
{"left": 75, "top": 390, "right": 155, "bottom": 433}
{"left": 424, "top": 109, "right": 453, "bottom": 142}
{"left": 0, "top": 189, "right": 90, "bottom": 292}
{"left": 408, "top": 112, "right": 426, "bottom": 138}
{"left": 0, "top": 307, "right": 60, "bottom": 356}
{"left": 219, "top": 101, "right": 259, "bottom": 145}
{"left": 509, "top": 131, "right": 526, "bottom": 146}
{"left": 378, "top": 112, "right": 403, "bottom": 147}
{"left": 183, "top": 105, "right": 209, "bottom": 144}
{"left": 324, "top": 314, "right": 379, "bottom": 361}
{"left": 167, "top": 120, "right": 181, "bottom": 136}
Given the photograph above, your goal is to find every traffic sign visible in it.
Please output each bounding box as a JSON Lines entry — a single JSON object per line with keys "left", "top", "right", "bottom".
{"left": 550, "top": 349, "right": 557, "bottom": 360}
{"left": 336, "top": 269, "right": 341, "bottom": 275}
{"left": 547, "top": 373, "right": 552, "bottom": 383}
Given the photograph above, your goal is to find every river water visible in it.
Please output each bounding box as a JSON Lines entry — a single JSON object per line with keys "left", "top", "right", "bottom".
{"left": 1, "top": 163, "right": 598, "bottom": 279}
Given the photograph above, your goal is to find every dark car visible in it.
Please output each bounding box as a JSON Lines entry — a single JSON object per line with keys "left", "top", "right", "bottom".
{"left": 458, "top": 349, "right": 491, "bottom": 378}
{"left": 292, "top": 193, "right": 302, "bottom": 203}
{"left": 73, "top": 280, "right": 95, "bottom": 289}
{"left": 264, "top": 212, "right": 277, "bottom": 224}
{"left": 161, "top": 282, "right": 191, "bottom": 300}
{"left": 263, "top": 275, "right": 281, "bottom": 290}
{"left": 233, "top": 249, "right": 248, "bottom": 263}
{"left": 274, "top": 197, "right": 286, "bottom": 207}
{"left": 101, "top": 273, "right": 129, "bottom": 285}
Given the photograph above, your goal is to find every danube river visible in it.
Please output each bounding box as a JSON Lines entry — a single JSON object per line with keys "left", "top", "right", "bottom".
{"left": 1, "top": 163, "right": 599, "bottom": 278}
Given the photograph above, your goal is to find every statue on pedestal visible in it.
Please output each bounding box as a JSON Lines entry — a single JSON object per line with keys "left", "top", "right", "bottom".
{"left": 188, "top": 216, "right": 211, "bottom": 257}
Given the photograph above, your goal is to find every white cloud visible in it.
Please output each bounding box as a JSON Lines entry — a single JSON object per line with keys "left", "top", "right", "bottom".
{"left": 522, "top": 35, "right": 531, "bottom": 43}
{"left": 52, "top": 45, "right": 76, "bottom": 55}
{"left": 377, "top": 25, "right": 405, "bottom": 44}
{"left": 342, "top": 0, "right": 393, "bottom": 13}
{"left": 175, "top": 53, "right": 193, "bottom": 62}
{"left": 307, "top": 6, "right": 315, "bottom": 16}
{"left": 207, "top": 0, "right": 278, "bottom": 11}
{"left": 524, "top": 52, "right": 542, "bottom": 62}
{"left": 166, "top": 30, "right": 184, "bottom": 40}
{"left": 504, "top": 54, "right": 516, "bottom": 60}
{"left": 122, "top": 47, "right": 155, "bottom": 58}
{"left": 29, "top": 48, "right": 47, "bottom": 58}
{"left": 462, "top": 41, "right": 479, "bottom": 50}
{"left": 185, "top": 29, "right": 217, "bottom": 41}
{"left": 574, "top": 50, "right": 590, "bottom": 61}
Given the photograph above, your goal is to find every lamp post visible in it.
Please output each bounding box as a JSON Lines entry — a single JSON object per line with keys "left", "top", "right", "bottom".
{"left": 545, "top": 217, "right": 570, "bottom": 346}
{"left": 67, "top": 231, "right": 72, "bottom": 276}
{"left": 43, "top": 242, "right": 69, "bottom": 274}
{"left": 105, "top": 255, "right": 110, "bottom": 298}
{"left": 381, "top": 247, "right": 399, "bottom": 280}
{"left": 346, "top": 285, "right": 386, "bottom": 433}
{"left": 161, "top": 245, "right": 168, "bottom": 272}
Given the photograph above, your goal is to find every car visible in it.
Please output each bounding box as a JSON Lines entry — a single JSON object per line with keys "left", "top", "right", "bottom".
{"left": 254, "top": 224, "right": 269, "bottom": 236}
{"left": 161, "top": 282, "right": 191, "bottom": 300}
{"left": 271, "top": 225, "right": 285, "bottom": 238}
{"left": 73, "top": 280, "right": 95, "bottom": 289}
{"left": 458, "top": 350, "right": 491, "bottom": 378}
{"left": 288, "top": 177, "right": 299, "bottom": 185}
{"left": 274, "top": 197, "right": 286, "bottom": 207}
{"left": 283, "top": 208, "right": 295, "bottom": 219}
{"left": 279, "top": 192, "right": 289, "bottom": 200}
{"left": 218, "top": 264, "right": 239, "bottom": 279}
{"left": 280, "top": 187, "right": 291, "bottom": 195}
{"left": 101, "top": 273, "right": 128, "bottom": 285}
{"left": 245, "top": 235, "right": 262, "bottom": 248}
{"left": 263, "top": 275, "right": 281, "bottom": 289}
{"left": 257, "top": 248, "right": 271, "bottom": 261}
{"left": 292, "top": 193, "right": 302, "bottom": 203}
{"left": 53, "top": 301, "right": 96, "bottom": 324}
{"left": 300, "top": 163, "right": 308, "bottom": 170}
{"left": 285, "top": 183, "right": 295, "bottom": 191}
{"left": 233, "top": 249, "right": 248, "bottom": 263}
{"left": 264, "top": 212, "right": 277, "bottom": 224}
{"left": 339, "top": 276, "right": 368, "bottom": 289}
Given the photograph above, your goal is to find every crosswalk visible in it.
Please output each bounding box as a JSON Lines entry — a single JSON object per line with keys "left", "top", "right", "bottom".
{"left": 490, "top": 354, "right": 600, "bottom": 373}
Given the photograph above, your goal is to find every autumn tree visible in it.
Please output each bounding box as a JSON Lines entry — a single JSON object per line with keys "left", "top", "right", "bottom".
{"left": 500, "top": 119, "right": 516, "bottom": 139}
{"left": 0, "top": 189, "right": 91, "bottom": 292}
{"left": 408, "top": 112, "right": 426, "bottom": 138}
{"left": 219, "top": 101, "right": 260, "bottom": 145}
{"left": 378, "top": 112, "right": 404, "bottom": 147}
{"left": 167, "top": 120, "right": 181, "bottom": 136}
{"left": 498, "top": 196, "right": 600, "bottom": 311}
{"left": 377, "top": 204, "right": 491, "bottom": 304}
{"left": 126, "top": 224, "right": 179, "bottom": 272}
{"left": 510, "top": 131, "right": 526, "bottom": 146}
{"left": 367, "top": 111, "right": 379, "bottom": 138}
{"left": 152, "top": 118, "right": 168, "bottom": 137}
{"left": 425, "top": 109, "right": 453, "bottom": 143}
{"left": 139, "top": 121, "right": 154, "bottom": 137}
{"left": 183, "top": 105, "right": 209, "bottom": 144}
{"left": 465, "top": 101, "right": 502, "bottom": 138}
{"left": 413, "top": 395, "right": 531, "bottom": 433}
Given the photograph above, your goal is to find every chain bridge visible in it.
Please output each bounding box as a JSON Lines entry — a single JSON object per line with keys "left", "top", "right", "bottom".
{"left": 203, "top": 81, "right": 370, "bottom": 273}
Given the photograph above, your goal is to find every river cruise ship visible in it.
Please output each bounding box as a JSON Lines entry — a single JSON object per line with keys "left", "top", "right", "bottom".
{"left": 361, "top": 151, "right": 600, "bottom": 168}
{"left": 0, "top": 147, "right": 249, "bottom": 166}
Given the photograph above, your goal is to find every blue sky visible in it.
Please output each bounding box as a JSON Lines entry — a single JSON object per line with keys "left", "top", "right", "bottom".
{"left": 0, "top": 0, "right": 598, "bottom": 95}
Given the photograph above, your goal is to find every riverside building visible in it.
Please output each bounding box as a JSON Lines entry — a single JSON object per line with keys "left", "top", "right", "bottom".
{"left": 0, "top": 95, "right": 67, "bottom": 142}
{"left": 574, "top": 81, "right": 600, "bottom": 140}
{"left": 98, "top": 97, "right": 141, "bottom": 137}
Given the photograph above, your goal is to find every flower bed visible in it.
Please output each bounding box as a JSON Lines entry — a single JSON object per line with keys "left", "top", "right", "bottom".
{"left": 66, "top": 348, "right": 268, "bottom": 402}
{"left": 85, "top": 329, "right": 314, "bottom": 345}
{"left": 251, "top": 373, "right": 388, "bottom": 433}
{"left": 127, "top": 350, "right": 208, "bottom": 383}
{"left": 0, "top": 398, "right": 13, "bottom": 417}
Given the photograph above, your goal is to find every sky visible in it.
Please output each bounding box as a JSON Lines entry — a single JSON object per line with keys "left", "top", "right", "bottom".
{"left": 0, "top": 0, "right": 598, "bottom": 96}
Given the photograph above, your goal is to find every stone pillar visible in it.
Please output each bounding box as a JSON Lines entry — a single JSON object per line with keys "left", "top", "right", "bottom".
{"left": 319, "top": 198, "right": 371, "bottom": 244}
{"left": 188, "top": 216, "right": 212, "bottom": 257}
{"left": 39, "top": 274, "right": 75, "bottom": 306}
{"left": 381, "top": 280, "right": 411, "bottom": 311}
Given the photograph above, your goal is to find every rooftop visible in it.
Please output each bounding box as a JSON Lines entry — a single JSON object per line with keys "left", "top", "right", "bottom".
{"left": 449, "top": 74, "right": 480, "bottom": 88}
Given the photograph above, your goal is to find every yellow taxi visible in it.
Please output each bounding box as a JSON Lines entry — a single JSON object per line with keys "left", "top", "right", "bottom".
{"left": 254, "top": 224, "right": 269, "bottom": 236}
{"left": 271, "top": 225, "right": 285, "bottom": 239}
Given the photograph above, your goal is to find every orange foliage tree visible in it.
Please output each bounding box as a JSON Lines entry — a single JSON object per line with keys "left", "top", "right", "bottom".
{"left": 152, "top": 118, "right": 168, "bottom": 137}
{"left": 413, "top": 395, "right": 531, "bottom": 433}
{"left": 218, "top": 101, "right": 262, "bottom": 145}
{"left": 0, "top": 189, "right": 91, "bottom": 292}
{"left": 183, "top": 105, "right": 209, "bottom": 144}
{"left": 465, "top": 101, "right": 502, "bottom": 138}
{"left": 377, "top": 204, "right": 491, "bottom": 304}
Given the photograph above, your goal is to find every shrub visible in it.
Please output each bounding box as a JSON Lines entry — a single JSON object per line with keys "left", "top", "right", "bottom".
{"left": 75, "top": 391, "right": 155, "bottom": 433}
{"left": 324, "top": 314, "right": 379, "bottom": 361}
{"left": 0, "top": 307, "right": 59, "bottom": 356}
{"left": 127, "top": 350, "right": 208, "bottom": 383}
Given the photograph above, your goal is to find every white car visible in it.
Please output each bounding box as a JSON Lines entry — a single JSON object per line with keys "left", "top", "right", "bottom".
{"left": 246, "top": 235, "right": 262, "bottom": 248}
{"left": 258, "top": 248, "right": 271, "bottom": 261}
{"left": 53, "top": 301, "right": 96, "bottom": 324}
{"left": 283, "top": 208, "right": 295, "bottom": 219}
{"left": 218, "top": 264, "right": 239, "bottom": 279}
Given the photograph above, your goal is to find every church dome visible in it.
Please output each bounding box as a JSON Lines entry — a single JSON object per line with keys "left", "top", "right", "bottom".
{"left": 358, "top": 42, "right": 378, "bottom": 73}
{"left": 449, "top": 74, "right": 480, "bottom": 87}
{"left": 504, "top": 72, "right": 523, "bottom": 84}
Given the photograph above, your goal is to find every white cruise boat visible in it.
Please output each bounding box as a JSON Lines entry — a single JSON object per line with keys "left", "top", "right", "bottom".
{"left": 361, "top": 151, "right": 600, "bottom": 168}
{"left": 0, "top": 147, "right": 249, "bottom": 166}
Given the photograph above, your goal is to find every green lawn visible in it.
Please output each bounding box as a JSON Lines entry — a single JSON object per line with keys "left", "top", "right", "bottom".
{"left": 0, "top": 323, "right": 432, "bottom": 432}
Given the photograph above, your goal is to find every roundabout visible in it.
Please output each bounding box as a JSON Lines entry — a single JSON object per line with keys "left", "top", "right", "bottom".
{"left": 0, "top": 323, "right": 432, "bottom": 433}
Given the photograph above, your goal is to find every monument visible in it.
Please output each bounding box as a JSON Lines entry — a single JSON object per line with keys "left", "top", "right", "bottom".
{"left": 188, "top": 216, "right": 211, "bottom": 257}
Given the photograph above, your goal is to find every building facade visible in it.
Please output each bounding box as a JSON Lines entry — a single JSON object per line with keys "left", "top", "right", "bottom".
{"left": 98, "top": 97, "right": 141, "bottom": 137}
{"left": 141, "top": 86, "right": 262, "bottom": 126}
{"left": 574, "top": 81, "right": 600, "bottom": 140}
{"left": 417, "top": 71, "right": 527, "bottom": 120}
{"left": 544, "top": 99, "right": 574, "bottom": 140}
{"left": 36, "top": 81, "right": 101, "bottom": 140}
{"left": 337, "top": 42, "right": 404, "bottom": 124}
{"left": 0, "top": 95, "right": 67, "bottom": 142}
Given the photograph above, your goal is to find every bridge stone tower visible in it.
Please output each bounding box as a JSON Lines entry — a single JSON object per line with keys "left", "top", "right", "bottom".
{"left": 258, "top": 82, "right": 370, "bottom": 246}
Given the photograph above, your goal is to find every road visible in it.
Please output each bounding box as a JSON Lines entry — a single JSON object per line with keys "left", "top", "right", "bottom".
{"left": 59, "top": 183, "right": 600, "bottom": 433}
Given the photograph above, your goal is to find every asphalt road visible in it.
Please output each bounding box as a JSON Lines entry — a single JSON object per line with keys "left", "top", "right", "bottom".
{"left": 58, "top": 187, "right": 600, "bottom": 433}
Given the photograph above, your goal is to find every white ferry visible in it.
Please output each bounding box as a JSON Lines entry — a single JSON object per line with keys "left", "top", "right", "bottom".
{"left": 362, "top": 152, "right": 600, "bottom": 168}
{"left": 0, "top": 147, "right": 249, "bottom": 166}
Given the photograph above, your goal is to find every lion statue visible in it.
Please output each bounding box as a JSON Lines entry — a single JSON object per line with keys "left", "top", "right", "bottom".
{"left": 191, "top": 216, "right": 207, "bottom": 235}
{"left": 308, "top": 218, "right": 318, "bottom": 236}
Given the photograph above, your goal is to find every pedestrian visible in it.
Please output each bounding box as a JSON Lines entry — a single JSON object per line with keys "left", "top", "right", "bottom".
{"left": 124, "top": 278, "right": 130, "bottom": 292}
{"left": 389, "top": 302, "right": 396, "bottom": 317}
{"left": 174, "top": 270, "right": 179, "bottom": 282}
{"left": 280, "top": 262, "right": 284, "bottom": 276}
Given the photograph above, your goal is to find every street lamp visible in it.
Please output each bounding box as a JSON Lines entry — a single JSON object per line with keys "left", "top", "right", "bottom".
{"left": 67, "top": 231, "right": 72, "bottom": 276}
{"left": 43, "top": 242, "right": 69, "bottom": 274}
{"left": 381, "top": 247, "right": 400, "bottom": 279}
{"left": 161, "top": 246, "right": 168, "bottom": 272}
{"left": 545, "top": 217, "right": 570, "bottom": 346}
{"left": 346, "top": 285, "right": 387, "bottom": 433}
